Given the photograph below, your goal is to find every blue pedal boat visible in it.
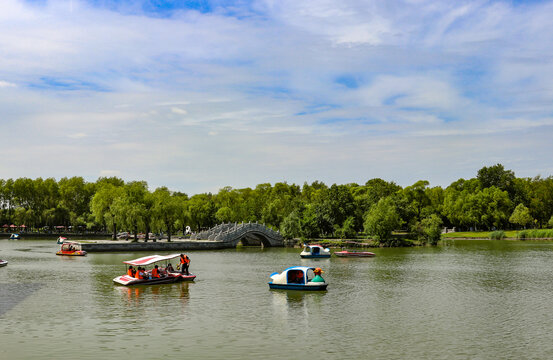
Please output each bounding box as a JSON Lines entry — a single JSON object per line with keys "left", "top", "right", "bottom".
{"left": 268, "top": 266, "right": 328, "bottom": 291}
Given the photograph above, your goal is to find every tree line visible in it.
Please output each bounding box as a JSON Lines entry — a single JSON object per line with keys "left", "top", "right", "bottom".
{"left": 1, "top": 164, "right": 552, "bottom": 245}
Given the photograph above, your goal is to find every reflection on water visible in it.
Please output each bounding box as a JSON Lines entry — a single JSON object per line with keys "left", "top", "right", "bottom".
{"left": 2, "top": 240, "right": 553, "bottom": 359}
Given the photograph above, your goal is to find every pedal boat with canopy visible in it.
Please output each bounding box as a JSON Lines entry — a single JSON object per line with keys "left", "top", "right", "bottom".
{"left": 113, "top": 254, "right": 196, "bottom": 286}
{"left": 56, "top": 241, "right": 87, "bottom": 256}
{"left": 268, "top": 266, "right": 328, "bottom": 291}
{"left": 300, "top": 244, "right": 331, "bottom": 258}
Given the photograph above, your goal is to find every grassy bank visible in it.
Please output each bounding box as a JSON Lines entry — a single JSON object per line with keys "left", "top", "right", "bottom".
{"left": 442, "top": 229, "right": 553, "bottom": 239}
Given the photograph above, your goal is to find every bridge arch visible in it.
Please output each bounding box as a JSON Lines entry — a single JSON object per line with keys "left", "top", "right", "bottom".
{"left": 190, "top": 222, "right": 283, "bottom": 247}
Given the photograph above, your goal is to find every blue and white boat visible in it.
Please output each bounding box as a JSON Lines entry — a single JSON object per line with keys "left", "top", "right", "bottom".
{"left": 300, "top": 244, "right": 331, "bottom": 258}
{"left": 9, "top": 233, "right": 20, "bottom": 240}
{"left": 268, "top": 266, "right": 328, "bottom": 291}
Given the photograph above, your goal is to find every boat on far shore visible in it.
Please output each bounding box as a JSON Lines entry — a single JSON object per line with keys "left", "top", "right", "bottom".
{"left": 334, "top": 250, "right": 375, "bottom": 258}
{"left": 300, "top": 244, "right": 331, "bottom": 258}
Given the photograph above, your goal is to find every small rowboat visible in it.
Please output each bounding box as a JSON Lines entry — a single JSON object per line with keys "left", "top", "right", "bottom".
{"left": 334, "top": 250, "right": 375, "bottom": 258}
{"left": 0, "top": 259, "right": 8, "bottom": 267}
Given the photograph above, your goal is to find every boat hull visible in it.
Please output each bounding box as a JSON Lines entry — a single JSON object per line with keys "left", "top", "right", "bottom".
{"left": 56, "top": 251, "right": 87, "bottom": 256}
{"left": 268, "top": 282, "right": 327, "bottom": 291}
{"left": 300, "top": 254, "right": 331, "bottom": 258}
{"left": 0, "top": 260, "right": 7, "bottom": 267}
{"left": 334, "top": 251, "right": 375, "bottom": 258}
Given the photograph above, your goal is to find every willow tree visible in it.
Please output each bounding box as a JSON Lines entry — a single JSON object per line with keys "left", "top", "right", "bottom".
{"left": 90, "top": 183, "right": 124, "bottom": 239}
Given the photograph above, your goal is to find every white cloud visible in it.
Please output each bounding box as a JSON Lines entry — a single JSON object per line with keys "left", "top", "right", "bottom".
{"left": 0, "top": 80, "right": 16, "bottom": 87}
{"left": 1, "top": 0, "right": 553, "bottom": 193}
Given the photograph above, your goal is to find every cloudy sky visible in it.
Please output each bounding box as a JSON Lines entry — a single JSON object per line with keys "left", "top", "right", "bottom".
{"left": 1, "top": 0, "right": 553, "bottom": 194}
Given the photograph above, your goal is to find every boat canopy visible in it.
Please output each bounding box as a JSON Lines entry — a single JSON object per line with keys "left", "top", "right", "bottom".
{"left": 123, "top": 254, "right": 182, "bottom": 266}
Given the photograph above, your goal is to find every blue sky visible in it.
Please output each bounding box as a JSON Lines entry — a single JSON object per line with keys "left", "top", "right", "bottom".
{"left": 1, "top": 0, "right": 553, "bottom": 194}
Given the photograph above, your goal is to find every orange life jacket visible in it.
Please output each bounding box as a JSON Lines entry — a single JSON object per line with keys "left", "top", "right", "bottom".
{"left": 180, "top": 255, "right": 188, "bottom": 264}
{"left": 136, "top": 271, "right": 142, "bottom": 279}
{"left": 152, "top": 268, "right": 159, "bottom": 278}
{"left": 127, "top": 269, "right": 134, "bottom": 277}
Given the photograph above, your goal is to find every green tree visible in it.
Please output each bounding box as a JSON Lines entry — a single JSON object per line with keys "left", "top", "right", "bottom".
{"left": 335, "top": 216, "right": 356, "bottom": 240}
{"left": 280, "top": 210, "right": 302, "bottom": 239}
{"left": 364, "top": 197, "right": 400, "bottom": 245}
{"left": 509, "top": 203, "right": 534, "bottom": 229}
{"left": 90, "top": 183, "right": 124, "bottom": 239}
{"left": 152, "top": 187, "right": 180, "bottom": 242}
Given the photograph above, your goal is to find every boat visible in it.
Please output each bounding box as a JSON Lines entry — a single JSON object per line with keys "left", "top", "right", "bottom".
{"left": 57, "top": 236, "right": 67, "bottom": 244}
{"left": 300, "top": 244, "right": 331, "bottom": 258}
{"left": 9, "top": 233, "right": 20, "bottom": 240}
{"left": 268, "top": 266, "right": 328, "bottom": 290}
{"left": 0, "top": 259, "right": 7, "bottom": 267}
{"left": 113, "top": 254, "right": 196, "bottom": 286}
{"left": 334, "top": 250, "right": 375, "bottom": 257}
{"left": 56, "top": 241, "right": 87, "bottom": 256}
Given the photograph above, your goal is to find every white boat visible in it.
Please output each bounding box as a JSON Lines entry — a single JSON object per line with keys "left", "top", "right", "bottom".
{"left": 113, "top": 254, "right": 196, "bottom": 286}
{"left": 0, "top": 259, "right": 7, "bottom": 267}
{"left": 9, "top": 233, "right": 20, "bottom": 240}
{"left": 300, "top": 244, "right": 331, "bottom": 258}
{"left": 57, "top": 236, "right": 67, "bottom": 244}
{"left": 268, "top": 266, "right": 328, "bottom": 290}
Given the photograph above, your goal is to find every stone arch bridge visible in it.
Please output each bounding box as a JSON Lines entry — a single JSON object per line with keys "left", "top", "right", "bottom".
{"left": 190, "top": 222, "right": 284, "bottom": 247}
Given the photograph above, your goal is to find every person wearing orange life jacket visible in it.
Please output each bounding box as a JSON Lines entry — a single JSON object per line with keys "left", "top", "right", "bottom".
{"left": 127, "top": 266, "right": 135, "bottom": 277}
{"left": 151, "top": 265, "right": 161, "bottom": 278}
{"left": 136, "top": 267, "right": 146, "bottom": 280}
{"left": 179, "top": 254, "right": 190, "bottom": 275}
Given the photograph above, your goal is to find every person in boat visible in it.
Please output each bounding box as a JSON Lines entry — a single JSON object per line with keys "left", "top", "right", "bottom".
{"left": 180, "top": 254, "right": 190, "bottom": 275}
{"left": 166, "top": 263, "right": 174, "bottom": 272}
{"left": 127, "top": 266, "right": 135, "bottom": 277}
{"left": 151, "top": 265, "right": 161, "bottom": 278}
{"left": 136, "top": 267, "right": 146, "bottom": 280}
{"left": 311, "top": 268, "right": 325, "bottom": 283}
{"left": 289, "top": 270, "right": 303, "bottom": 284}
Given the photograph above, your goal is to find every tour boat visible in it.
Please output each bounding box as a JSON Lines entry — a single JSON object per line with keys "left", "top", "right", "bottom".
{"left": 334, "top": 250, "right": 375, "bottom": 257}
{"left": 113, "top": 254, "right": 196, "bottom": 286}
{"left": 0, "top": 259, "right": 7, "bottom": 267}
{"left": 56, "top": 241, "right": 87, "bottom": 256}
{"left": 268, "top": 266, "right": 328, "bottom": 291}
{"left": 9, "top": 233, "right": 20, "bottom": 240}
{"left": 300, "top": 244, "right": 331, "bottom": 258}
{"left": 57, "top": 236, "right": 67, "bottom": 244}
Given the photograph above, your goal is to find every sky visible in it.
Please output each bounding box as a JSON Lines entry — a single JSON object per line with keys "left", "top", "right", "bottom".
{"left": 1, "top": 0, "right": 553, "bottom": 195}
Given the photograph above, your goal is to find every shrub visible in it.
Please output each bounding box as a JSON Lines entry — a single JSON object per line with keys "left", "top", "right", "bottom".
{"left": 517, "top": 229, "right": 553, "bottom": 240}
{"left": 489, "top": 230, "right": 505, "bottom": 240}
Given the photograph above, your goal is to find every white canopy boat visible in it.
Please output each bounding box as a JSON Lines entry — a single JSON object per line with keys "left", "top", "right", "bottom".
{"left": 113, "top": 254, "right": 196, "bottom": 286}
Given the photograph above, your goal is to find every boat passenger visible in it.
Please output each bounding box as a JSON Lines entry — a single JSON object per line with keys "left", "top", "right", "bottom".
{"left": 136, "top": 267, "right": 145, "bottom": 280}
{"left": 166, "top": 263, "right": 174, "bottom": 272}
{"left": 311, "top": 268, "right": 325, "bottom": 283}
{"left": 127, "top": 266, "right": 135, "bottom": 277}
{"left": 152, "top": 265, "right": 161, "bottom": 278}
{"left": 180, "top": 254, "right": 190, "bottom": 275}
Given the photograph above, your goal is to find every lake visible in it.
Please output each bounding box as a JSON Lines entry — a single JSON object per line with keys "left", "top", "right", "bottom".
{"left": 1, "top": 239, "right": 553, "bottom": 359}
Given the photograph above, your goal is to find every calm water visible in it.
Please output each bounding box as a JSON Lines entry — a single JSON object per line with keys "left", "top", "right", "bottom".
{"left": 1, "top": 239, "right": 553, "bottom": 359}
